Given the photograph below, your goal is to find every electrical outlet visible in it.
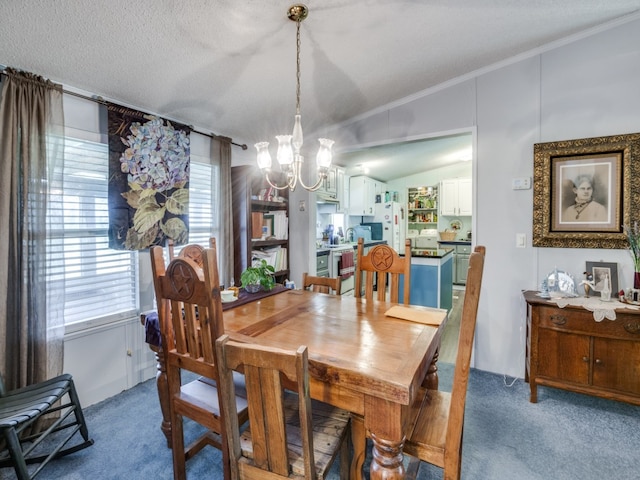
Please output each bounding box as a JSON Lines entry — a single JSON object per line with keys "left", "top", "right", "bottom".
{"left": 512, "top": 177, "right": 531, "bottom": 190}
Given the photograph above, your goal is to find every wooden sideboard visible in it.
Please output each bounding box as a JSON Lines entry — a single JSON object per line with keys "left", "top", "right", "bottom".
{"left": 523, "top": 290, "right": 640, "bottom": 406}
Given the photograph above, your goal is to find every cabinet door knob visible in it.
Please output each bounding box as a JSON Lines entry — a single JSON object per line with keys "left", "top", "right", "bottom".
{"left": 582, "top": 356, "right": 589, "bottom": 363}
{"left": 594, "top": 359, "right": 603, "bottom": 366}
{"left": 550, "top": 314, "right": 567, "bottom": 326}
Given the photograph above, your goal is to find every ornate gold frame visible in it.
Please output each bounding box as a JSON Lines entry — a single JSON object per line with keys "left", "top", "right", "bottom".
{"left": 533, "top": 132, "right": 640, "bottom": 248}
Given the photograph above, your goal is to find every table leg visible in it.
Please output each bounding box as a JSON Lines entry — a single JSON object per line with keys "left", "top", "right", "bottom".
{"left": 350, "top": 415, "right": 366, "bottom": 480}
{"left": 366, "top": 398, "right": 406, "bottom": 479}
{"left": 149, "top": 344, "right": 172, "bottom": 448}
{"left": 422, "top": 348, "right": 439, "bottom": 390}
{"left": 369, "top": 432, "right": 405, "bottom": 479}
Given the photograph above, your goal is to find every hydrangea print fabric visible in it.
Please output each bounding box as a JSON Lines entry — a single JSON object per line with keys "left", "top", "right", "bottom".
{"left": 107, "top": 104, "right": 191, "bottom": 250}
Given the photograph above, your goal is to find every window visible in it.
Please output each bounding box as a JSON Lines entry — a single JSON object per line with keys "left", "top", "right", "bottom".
{"left": 186, "top": 152, "right": 220, "bottom": 246}
{"left": 48, "top": 135, "right": 138, "bottom": 328}
{"left": 50, "top": 97, "right": 220, "bottom": 329}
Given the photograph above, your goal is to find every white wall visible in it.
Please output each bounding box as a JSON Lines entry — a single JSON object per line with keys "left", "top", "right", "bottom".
{"left": 321, "top": 15, "right": 640, "bottom": 377}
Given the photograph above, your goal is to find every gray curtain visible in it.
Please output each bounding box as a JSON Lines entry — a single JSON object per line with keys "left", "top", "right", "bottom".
{"left": 0, "top": 68, "right": 65, "bottom": 390}
{"left": 214, "top": 136, "right": 234, "bottom": 287}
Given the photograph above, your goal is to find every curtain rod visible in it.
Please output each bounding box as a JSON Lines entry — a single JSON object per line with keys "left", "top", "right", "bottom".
{"left": 63, "top": 89, "right": 248, "bottom": 150}
{"left": 0, "top": 67, "right": 248, "bottom": 150}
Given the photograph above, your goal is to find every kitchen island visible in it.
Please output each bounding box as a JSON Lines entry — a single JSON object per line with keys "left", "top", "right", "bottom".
{"left": 400, "top": 248, "right": 454, "bottom": 310}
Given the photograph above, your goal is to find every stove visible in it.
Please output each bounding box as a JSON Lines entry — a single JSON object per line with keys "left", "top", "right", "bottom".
{"left": 327, "top": 245, "right": 355, "bottom": 294}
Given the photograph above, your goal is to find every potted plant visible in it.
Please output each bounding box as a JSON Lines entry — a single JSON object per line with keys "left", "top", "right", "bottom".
{"left": 624, "top": 222, "right": 640, "bottom": 289}
{"left": 240, "top": 259, "right": 276, "bottom": 293}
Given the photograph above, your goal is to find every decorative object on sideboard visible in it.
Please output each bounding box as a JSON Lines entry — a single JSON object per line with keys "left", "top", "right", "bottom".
{"left": 581, "top": 272, "right": 594, "bottom": 298}
{"left": 254, "top": 4, "right": 333, "bottom": 192}
{"left": 623, "top": 222, "right": 640, "bottom": 289}
{"left": 585, "top": 261, "right": 618, "bottom": 300}
{"left": 545, "top": 267, "right": 578, "bottom": 298}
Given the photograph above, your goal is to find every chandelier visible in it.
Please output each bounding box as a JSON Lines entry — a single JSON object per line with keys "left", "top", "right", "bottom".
{"left": 255, "top": 4, "right": 334, "bottom": 192}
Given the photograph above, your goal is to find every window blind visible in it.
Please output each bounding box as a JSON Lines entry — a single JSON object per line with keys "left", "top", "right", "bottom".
{"left": 48, "top": 137, "right": 138, "bottom": 326}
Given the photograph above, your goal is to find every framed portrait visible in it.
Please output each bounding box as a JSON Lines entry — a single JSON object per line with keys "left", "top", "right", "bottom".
{"left": 533, "top": 132, "right": 640, "bottom": 248}
{"left": 585, "top": 261, "right": 618, "bottom": 296}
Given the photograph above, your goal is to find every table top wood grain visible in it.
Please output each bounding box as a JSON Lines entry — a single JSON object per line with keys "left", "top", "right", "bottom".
{"left": 222, "top": 289, "right": 448, "bottom": 479}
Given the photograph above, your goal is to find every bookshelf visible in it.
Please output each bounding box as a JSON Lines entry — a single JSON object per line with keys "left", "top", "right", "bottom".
{"left": 231, "top": 166, "right": 290, "bottom": 285}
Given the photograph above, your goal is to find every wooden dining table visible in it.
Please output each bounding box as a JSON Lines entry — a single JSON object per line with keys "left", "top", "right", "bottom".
{"left": 222, "top": 288, "right": 447, "bottom": 480}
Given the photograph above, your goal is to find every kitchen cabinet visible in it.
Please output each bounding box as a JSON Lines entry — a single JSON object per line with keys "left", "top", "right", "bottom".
{"left": 317, "top": 166, "right": 338, "bottom": 199}
{"left": 407, "top": 185, "right": 438, "bottom": 235}
{"left": 349, "top": 175, "right": 377, "bottom": 216}
{"left": 454, "top": 244, "right": 471, "bottom": 285}
{"left": 316, "top": 251, "right": 329, "bottom": 277}
{"left": 231, "top": 165, "right": 289, "bottom": 284}
{"left": 523, "top": 290, "right": 640, "bottom": 406}
{"left": 440, "top": 178, "right": 472, "bottom": 216}
{"left": 335, "top": 167, "right": 348, "bottom": 213}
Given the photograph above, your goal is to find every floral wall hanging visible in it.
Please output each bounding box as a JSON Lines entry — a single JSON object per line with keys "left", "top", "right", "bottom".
{"left": 107, "top": 103, "right": 191, "bottom": 250}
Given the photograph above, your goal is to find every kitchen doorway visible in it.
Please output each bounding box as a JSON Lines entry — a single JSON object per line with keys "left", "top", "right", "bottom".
{"left": 335, "top": 128, "right": 475, "bottom": 361}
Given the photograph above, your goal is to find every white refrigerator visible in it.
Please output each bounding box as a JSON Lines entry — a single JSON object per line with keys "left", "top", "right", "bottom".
{"left": 374, "top": 202, "right": 406, "bottom": 252}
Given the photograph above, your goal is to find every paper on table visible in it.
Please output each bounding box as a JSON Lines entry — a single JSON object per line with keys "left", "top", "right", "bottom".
{"left": 384, "top": 305, "right": 446, "bottom": 326}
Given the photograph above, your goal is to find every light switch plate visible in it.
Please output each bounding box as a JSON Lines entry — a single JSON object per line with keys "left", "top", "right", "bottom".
{"left": 512, "top": 177, "right": 531, "bottom": 190}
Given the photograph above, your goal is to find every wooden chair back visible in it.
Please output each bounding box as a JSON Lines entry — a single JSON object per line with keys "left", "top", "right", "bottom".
{"left": 215, "top": 334, "right": 351, "bottom": 480}
{"left": 167, "top": 237, "right": 215, "bottom": 265}
{"left": 302, "top": 272, "right": 341, "bottom": 295}
{"left": 404, "top": 245, "right": 486, "bottom": 480}
{"left": 354, "top": 238, "right": 412, "bottom": 304}
{"left": 150, "top": 241, "right": 248, "bottom": 479}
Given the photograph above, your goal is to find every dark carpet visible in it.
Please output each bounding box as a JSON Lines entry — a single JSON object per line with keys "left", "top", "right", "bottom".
{"left": 2, "top": 363, "right": 638, "bottom": 479}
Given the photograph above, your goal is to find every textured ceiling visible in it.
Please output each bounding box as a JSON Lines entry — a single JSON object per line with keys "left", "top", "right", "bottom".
{"left": 2, "top": 1, "right": 640, "bottom": 179}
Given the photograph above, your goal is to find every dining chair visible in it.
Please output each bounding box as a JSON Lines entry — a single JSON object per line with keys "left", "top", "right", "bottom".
{"left": 150, "top": 242, "right": 249, "bottom": 480}
{"left": 403, "top": 245, "right": 486, "bottom": 480}
{"left": 302, "top": 272, "right": 342, "bottom": 295}
{"left": 215, "top": 334, "right": 351, "bottom": 480}
{"left": 145, "top": 237, "right": 217, "bottom": 448}
{"left": 354, "top": 238, "right": 412, "bottom": 304}
{"left": 0, "top": 373, "right": 94, "bottom": 480}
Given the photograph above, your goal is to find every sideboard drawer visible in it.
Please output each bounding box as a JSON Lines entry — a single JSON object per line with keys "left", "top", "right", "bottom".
{"left": 537, "top": 305, "right": 640, "bottom": 341}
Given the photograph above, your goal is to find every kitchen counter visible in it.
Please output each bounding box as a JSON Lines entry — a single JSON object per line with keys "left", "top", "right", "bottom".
{"left": 409, "top": 247, "right": 454, "bottom": 258}
{"left": 437, "top": 240, "right": 471, "bottom": 246}
{"left": 316, "top": 240, "right": 387, "bottom": 255}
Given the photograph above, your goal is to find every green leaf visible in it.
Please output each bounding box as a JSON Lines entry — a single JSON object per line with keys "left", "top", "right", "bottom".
{"left": 161, "top": 218, "right": 188, "bottom": 244}
{"left": 133, "top": 196, "right": 165, "bottom": 233}
{"left": 165, "top": 188, "right": 189, "bottom": 215}
{"left": 121, "top": 189, "right": 141, "bottom": 209}
{"left": 124, "top": 223, "right": 159, "bottom": 250}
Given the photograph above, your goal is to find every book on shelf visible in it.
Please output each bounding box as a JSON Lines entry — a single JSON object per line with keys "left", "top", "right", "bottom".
{"left": 251, "top": 212, "right": 264, "bottom": 240}
{"left": 267, "top": 210, "right": 288, "bottom": 240}
{"left": 252, "top": 246, "right": 287, "bottom": 272}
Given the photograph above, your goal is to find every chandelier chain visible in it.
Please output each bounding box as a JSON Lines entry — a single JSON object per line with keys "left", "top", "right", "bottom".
{"left": 295, "top": 18, "right": 301, "bottom": 115}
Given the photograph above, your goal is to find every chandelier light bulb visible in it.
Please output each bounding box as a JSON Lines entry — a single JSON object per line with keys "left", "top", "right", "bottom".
{"left": 255, "top": 142, "right": 272, "bottom": 171}
{"left": 276, "top": 135, "right": 294, "bottom": 167}
{"left": 316, "top": 138, "right": 334, "bottom": 170}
